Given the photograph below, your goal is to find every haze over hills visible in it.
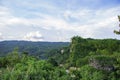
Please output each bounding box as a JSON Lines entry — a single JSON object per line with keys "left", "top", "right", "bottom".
{"left": 0, "top": 40, "right": 69, "bottom": 58}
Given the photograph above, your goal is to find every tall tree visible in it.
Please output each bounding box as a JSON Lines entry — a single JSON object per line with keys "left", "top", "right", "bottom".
{"left": 114, "top": 15, "right": 120, "bottom": 34}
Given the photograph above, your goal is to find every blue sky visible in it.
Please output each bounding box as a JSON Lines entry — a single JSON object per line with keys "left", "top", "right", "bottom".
{"left": 0, "top": 0, "right": 120, "bottom": 42}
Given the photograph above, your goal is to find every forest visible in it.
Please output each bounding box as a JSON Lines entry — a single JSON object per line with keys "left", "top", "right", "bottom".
{"left": 0, "top": 36, "right": 120, "bottom": 80}
{"left": 0, "top": 41, "right": 69, "bottom": 59}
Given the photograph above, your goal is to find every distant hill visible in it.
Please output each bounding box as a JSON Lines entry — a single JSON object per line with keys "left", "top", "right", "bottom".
{"left": 0, "top": 41, "right": 69, "bottom": 59}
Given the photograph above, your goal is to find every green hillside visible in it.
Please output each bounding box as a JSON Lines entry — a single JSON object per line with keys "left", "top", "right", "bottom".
{"left": 0, "top": 36, "right": 120, "bottom": 80}
{"left": 0, "top": 41, "right": 69, "bottom": 59}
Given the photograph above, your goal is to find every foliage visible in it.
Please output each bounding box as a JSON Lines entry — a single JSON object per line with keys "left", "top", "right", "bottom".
{"left": 0, "top": 50, "right": 72, "bottom": 80}
{"left": 0, "top": 36, "right": 120, "bottom": 80}
{"left": 114, "top": 15, "right": 120, "bottom": 35}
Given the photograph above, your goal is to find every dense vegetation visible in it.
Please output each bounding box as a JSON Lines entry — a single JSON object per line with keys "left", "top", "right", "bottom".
{"left": 0, "top": 36, "right": 120, "bottom": 80}
{"left": 44, "top": 36, "right": 120, "bottom": 80}
{"left": 0, "top": 50, "right": 72, "bottom": 80}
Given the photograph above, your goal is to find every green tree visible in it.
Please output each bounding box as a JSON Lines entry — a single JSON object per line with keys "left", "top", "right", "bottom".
{"left": 114, "top": 15, "right": 120, "bottom": 35}
{"left": 80, "top": 65, "right": 105, "bottom": 80}
{"left": 69, "top": 36, "right": 88, "bottom": 66}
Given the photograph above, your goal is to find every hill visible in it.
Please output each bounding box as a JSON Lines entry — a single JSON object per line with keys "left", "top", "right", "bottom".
{"left": 0, "top": 37, "right": 120, "bottom": 80}
{"left": 0, "top": 41, "right": 69, "bottom": 59}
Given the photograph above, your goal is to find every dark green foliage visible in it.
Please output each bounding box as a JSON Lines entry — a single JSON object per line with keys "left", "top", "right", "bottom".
{"left": 80, "top": 65, "right": 106, "bottom": 80}
{"left": 47, "top": 46, "right": 70, "bottom": 64}
{"left": 69, "top": 36, "right": 88, "bottom": 66}
{"left": 69, "top": 36, "right": 120, "bottom": 66}
{"left": 48, "top": 58, "right": 58, "bottom": 66}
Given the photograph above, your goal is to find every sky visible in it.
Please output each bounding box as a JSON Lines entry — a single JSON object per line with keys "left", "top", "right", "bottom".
{"left": 0, "top": 0, "right": 120, "bottom": 42}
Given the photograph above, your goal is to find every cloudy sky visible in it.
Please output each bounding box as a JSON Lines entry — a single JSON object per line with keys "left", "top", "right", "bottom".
{"left": 0, "top": 0, "right": 120, "bottom": 42}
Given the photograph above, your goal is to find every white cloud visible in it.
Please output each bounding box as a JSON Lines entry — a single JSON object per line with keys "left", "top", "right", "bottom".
{"left": 0, "top": 5, "right": 120, "bottom": 41}
{"left": 23, "top": 31, "right": 44, "bottom": 42}
{"left": 62, "top": 7, "right": 120, "bottom": 38}
{"left": 0, "top": 33, "right": 3, "bottom": 39}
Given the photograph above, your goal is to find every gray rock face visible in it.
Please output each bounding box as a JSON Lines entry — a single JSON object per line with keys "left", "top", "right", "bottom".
{"left": 89, "top": 58, "right": 114, "bottom": 71}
